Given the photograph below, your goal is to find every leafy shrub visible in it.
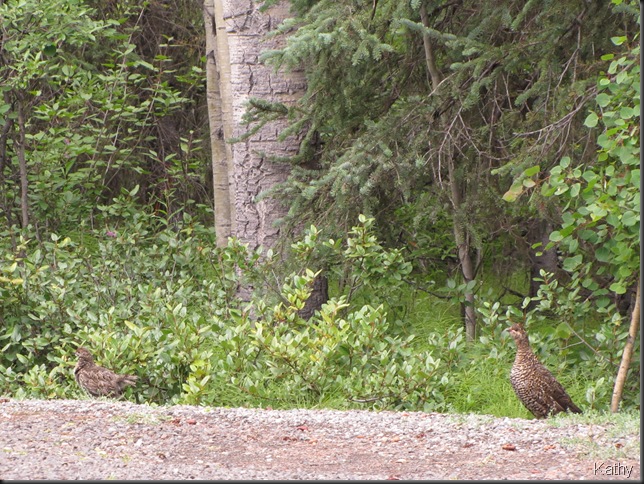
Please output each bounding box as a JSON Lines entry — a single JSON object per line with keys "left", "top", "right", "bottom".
{"left": 0, "top": 193, "right": 238, "bottom": 403}
{"left": 1, "top": 210, "right": 638, "bottom": 416}
{"left": 212, "top": 218, "right": 457, "bottom": 411}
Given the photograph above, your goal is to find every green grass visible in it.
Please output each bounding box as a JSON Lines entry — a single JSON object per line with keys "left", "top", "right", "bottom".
{"left": 405, "top": 292, "right": 462, "bottom": 343}
{"left": 447, "top": 357, "right": 531, "bottom": 418}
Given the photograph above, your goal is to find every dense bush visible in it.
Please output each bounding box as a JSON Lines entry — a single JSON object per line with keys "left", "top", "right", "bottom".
{"left": 2, "top": 212, "right": 636, "bottom": 416}
{"left": 0, "top": 190, "right": 231, "bottom": 402}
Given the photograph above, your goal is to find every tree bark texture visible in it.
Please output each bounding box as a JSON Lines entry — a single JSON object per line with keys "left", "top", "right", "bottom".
{"left": 610, "top": 280, "right": 640, "bottom": 413}
{"left": 203, "top": 0, "right": 235, "bottom": 246}
{"left": 211, "top": 0, "right": 305, "bottom": 252}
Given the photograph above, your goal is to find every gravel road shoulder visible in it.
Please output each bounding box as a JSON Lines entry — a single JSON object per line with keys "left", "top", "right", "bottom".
{"left": 0, "top": 398, "right": 639, "bottom": 480}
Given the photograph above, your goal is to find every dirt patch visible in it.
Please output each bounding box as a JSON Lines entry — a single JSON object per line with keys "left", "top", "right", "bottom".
{"left": 0, "top": 399, "right": 639, "bottom": 480}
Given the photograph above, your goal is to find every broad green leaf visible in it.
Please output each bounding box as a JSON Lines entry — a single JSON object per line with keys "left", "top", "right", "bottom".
{"left": 609, "top": 281, "right": 627, "bottom": 294}
{"left": 596, "top": 93, "right": 612, "bottom": 107}
{"left": 621, "top": 211, "right": 638, "bottom": 227}
{"left": 549, "top": 231, "right": 564, "bottom": 242}
{"left": 43, "top": 44, "right": 57, "bottom": 56}
{"left": 555, "top": 323, "right": 572, "bottom": 339}
{"left": 611, "top": 36, "right": 627, "bottom": 46}
{"left": 523, "top": 165, "right": 540, "bottom": 177}
{"left": 584, "top": 112, "right": 599, "bottom": 128}
{"left": 562, "top": 254, "right": 582, "bottom": 271}
{"left": 502, "top": 180, "right": 523, "bottom": 202}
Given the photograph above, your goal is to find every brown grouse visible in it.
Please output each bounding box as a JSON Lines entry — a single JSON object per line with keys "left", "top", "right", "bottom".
{"left": 74, "top": 347, "right": 138, "bottom": 398}
{"left": 508, "top": 323, "right": 582, "bottom": 419}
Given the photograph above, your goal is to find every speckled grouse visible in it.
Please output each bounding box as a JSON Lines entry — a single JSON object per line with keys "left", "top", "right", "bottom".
{"left": 74, "top": 347, "right": 138, "bottom": 398}
{"left": 508, "top": 323, "right": 582, "bottom": 419}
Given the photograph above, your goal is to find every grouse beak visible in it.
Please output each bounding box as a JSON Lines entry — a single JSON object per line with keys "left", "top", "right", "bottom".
{"left": 504, "top": 327, "right": 517, "bottom": 338}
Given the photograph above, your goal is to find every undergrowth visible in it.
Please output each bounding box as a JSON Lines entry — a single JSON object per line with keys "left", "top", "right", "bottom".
{"left": 0, "top": 206, "right": 639, "bottom": 417}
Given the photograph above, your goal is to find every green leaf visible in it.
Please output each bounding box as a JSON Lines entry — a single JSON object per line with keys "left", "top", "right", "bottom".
{"left": 616, "top": 70, "right": 628, "bottom": 84}
{"left": 595, "top": 246, "right": 611, "bottom": 262}
{"left": 611, "top": 36, "right": 627, "bottom": 46}
{"left": 619, "top": 106, "right": 635, "bottom": 119}
{"left": 502, "top": 180, "right": 523, "bottom": 202}
{"left": 595, "top": 93, "right": 612, "bottom": 107}
{"left": 609, "top": 282, "right": 627, "bottom": 294}
{"left": 523, "top": 165, "right": 540, "bottom": 177}
{"left": 549, "top": 231, "right": 564, "bottom": 242}
{"left": 584, "top": 112, "right": 599, "bottom": 128}
{"left": 621, "top": 211, "right": 638, "bottom": 227}
{"left": 562, "top": 254, "right": 582, "bottom": 271}
{"left": 555, "top": 323, "right": 572, "bottom": 339}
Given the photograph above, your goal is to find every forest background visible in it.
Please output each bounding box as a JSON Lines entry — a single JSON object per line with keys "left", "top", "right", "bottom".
{"left": 0, "top": 0, "right": 640, "bottom": 419}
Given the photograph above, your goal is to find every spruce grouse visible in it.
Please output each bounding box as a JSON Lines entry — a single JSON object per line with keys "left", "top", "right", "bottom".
{"left": 508, "top": 323, "right": 582, "bottom": 419}
{"left": 74, "top": 347, "right": 138, "bottom": 398}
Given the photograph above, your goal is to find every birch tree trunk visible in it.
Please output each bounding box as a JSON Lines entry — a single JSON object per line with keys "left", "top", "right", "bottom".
{"left": 203, "top": 0, "right": 234, "bottom": 246}
{"left": 208, "top": 0, "right": 305, "bottom": 251}
{"left": 203, "top": 0, "right": 307, "bottom": 303}
{"left": 610, "top": 280, "right": 640, "bottom": 413}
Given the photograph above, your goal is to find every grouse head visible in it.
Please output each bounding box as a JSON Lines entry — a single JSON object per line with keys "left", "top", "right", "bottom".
{"left": 75, "top": 347, "right": 95, "bottom": 367}
{"left": 508, "top": 323, "right": 529, "bottom": 345}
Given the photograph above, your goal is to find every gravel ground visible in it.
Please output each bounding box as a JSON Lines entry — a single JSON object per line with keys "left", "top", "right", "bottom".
{"left": 0, "top": 398, "right": 639, "bottom": 480}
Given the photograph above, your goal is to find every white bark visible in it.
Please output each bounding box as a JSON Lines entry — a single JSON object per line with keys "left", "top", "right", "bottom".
{"left": 204, "top": 0, "right": 235, "bottom": 245}
{"left": 218, "top": 0, "right": 305, "bottom": 251}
